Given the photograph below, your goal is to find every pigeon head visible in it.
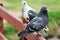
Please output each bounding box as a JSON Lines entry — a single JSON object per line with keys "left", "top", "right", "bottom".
{"left": 22, "top": 1, "right": 28, "bottom": 8}
{"left": 38, "top": 5, "right": 48, "bottom": 17}
{"left": 41, "top": 5, "right": 48, "bottom": 11}
{"left": 40, "top": 5, "right": 48, "bottom": 14}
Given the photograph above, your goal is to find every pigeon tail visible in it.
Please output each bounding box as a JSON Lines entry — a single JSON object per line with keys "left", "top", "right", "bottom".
{"left": 18, "top": 30, "right": 30, "bottom": 38}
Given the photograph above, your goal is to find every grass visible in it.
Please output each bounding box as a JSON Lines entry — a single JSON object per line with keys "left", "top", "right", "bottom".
{"left": 4, "top": 23, "right": 18, "bottom": 35}
{"left": 4, "top": 22, "right": 18, "bottom": 40}
{"left": 0, "top": 0, "right": 59, "bottom": 40}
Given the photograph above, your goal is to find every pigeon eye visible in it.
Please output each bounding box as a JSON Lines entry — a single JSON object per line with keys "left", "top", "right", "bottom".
{"left": 24, "top": 3, "right": 25, "bottom": 5}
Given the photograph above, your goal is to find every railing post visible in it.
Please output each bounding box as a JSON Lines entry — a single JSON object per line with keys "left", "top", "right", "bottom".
{"left": 0, "top": 3, "right": 4, "bottom": 34}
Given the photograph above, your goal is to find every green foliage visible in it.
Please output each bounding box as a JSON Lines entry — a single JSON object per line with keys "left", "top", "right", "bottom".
{"left": 4, "top": 23, "right": 18, "bottom": 35}
{"left": 49, "top": 10, "right": 60, "bottom": 19}
{"left": 4, "top": 23, "right": 18, "bottom": 40}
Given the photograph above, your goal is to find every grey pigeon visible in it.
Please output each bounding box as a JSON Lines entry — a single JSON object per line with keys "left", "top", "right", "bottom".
{"left": 18, "top": 5, "right": 49, "bottom": 38}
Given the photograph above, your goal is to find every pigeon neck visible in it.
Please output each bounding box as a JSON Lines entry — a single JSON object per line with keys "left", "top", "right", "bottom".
{"left": 39, "top": 10, "right": 48, "bottom": 17}
{"left": 22, "top": 4, "right": 28, "bottom": 11}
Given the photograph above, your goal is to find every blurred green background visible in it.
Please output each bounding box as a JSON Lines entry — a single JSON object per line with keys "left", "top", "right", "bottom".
{"left": 0, "top": 0, "right": 60, "bottom": 40}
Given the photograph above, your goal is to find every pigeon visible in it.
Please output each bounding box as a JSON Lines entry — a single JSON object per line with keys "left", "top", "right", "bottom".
{"left": 18, "top": 5, "right": 49, "bottom": 38}
{"left": 22, "top": 0, "right": 37, "bottom": 21}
